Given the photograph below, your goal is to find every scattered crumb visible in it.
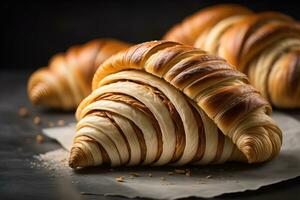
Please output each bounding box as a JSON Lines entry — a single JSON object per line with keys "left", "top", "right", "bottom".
{"left": 148, "top": 173, "right": 152, "bottom": 177}
{"left": 160, "top": 177, "right": 166, "bottom": 181}
{"left": 185, "top": 171, "right": 191, "bottom": 176}
{"left": 174, "top": 169, "right": 186, "bottom": 174}
{"left": 18, "top": 107, "right": 29, "bottom": 117}
{"left": 57, "top": 120, "right": 65, "bottom": 126}
{"left": 206, "top": 175, "right": 212, "bottom": 179}
{"left": 48, "top": 121, "right": 55, "bottom": 127}
{"left": 36, "top": 134, "right": 44, "bottom": 144}
{"left": 167, "top": 172, "right": 174, "bottom": 176}
{"left": 129, "top": 172, "right": 140, "bottom": 177}
{"left": 32, "top": 149, "right": 69, "bottom": 174}
{"left": 33, "top": 116, "right": 41, "bottom": 125}
{"left": 115, "top": 176, "right": 125, "bottom": 182}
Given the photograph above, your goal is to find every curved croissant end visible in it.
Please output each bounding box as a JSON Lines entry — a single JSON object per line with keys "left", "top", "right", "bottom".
{"left": 164, "top": 4, "right": 300, "bottom": 108}
{"left": 27, "top": 39, "right": 130, "bottom": 110}
{"left": 69, "top": 41, "right": 282, "bottom": 168}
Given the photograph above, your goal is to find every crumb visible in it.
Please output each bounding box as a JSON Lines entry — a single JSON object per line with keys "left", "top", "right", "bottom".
{"left": 206, "top": 175, "right": 212, "bottom": 179}
{"left": 57, "top": 120, "right": 65, "bottom": 126}
{"left": 160, "top": 177, "right": 166, "bottom": 181}
{"left": 36, "top": 134, "right": 44, "bottom": 144}
{"left": 48, "top": 121, "right": 55, "bottom": 127}
{"left": 167, "top": 172, "right": 174, "bottom": 176}
{"left": 185, "top": 171, "right": 191, "bottom": 176}
{"left": 33, "top": 116, "right": 41, "bottom": 125}
{"left": 129, "top": 175, "right": 134, "bottom": 179}
{"left": 115, "top": 176, "right": 125, "bottom": 182}
{"left": 129, "top": 172, "right": 140, "bottom": 177}
{"left": 18, "top": 107, "right": 29, "bottom": 117}
{"left": 174, "top": 169, "right": 186, "bottom": 174}
{"left": 148, "top": 173, "right": 152, "bottom": 177}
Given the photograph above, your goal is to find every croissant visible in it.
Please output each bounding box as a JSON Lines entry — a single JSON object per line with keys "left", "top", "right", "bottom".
{"left": 68, "top": 41, "right": 282, "bottom": 168}
{"left": 28, "top": 39, "right": 130, "bottom": 110}
{"left": 164, "top": 4, "right": 300, "bottom": 108}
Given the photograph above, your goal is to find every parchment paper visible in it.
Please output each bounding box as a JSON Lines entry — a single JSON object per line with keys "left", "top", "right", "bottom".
{"left": 41, "top": 111, "right": 300, "bottom": 199}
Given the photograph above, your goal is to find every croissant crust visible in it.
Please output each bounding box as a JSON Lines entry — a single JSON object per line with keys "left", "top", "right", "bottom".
{"left": 28, "top": 39, "right": 130, "bottom": 110}
{"left": 69, "top": 41, "right": 282, "bottom": 168}
{"left": 164, "top": 4, "right": 300, "bottom": 108}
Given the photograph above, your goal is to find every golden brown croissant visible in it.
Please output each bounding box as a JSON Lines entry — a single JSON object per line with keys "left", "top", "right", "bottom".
{"left": 69, "top": 41, "right": 282, "bottom": 168}
{"left": 28, "top": 39, "right": 130, "bottom": 110}
{"left": 164, "top": 4, "right": 300, "bottom": 108}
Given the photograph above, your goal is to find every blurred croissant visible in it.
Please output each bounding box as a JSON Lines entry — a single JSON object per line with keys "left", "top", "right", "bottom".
{"left": 164, "top": 4, "right": 300, "bottom": 108}
{"left": 69, "top": 41, "right": 282, "bottom": 168}
{"left": 28, "top": 39, "right": 130, "bottom": 110}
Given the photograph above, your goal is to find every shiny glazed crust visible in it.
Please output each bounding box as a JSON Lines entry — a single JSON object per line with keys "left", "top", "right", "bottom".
{"left": 69, "top": 41, "right": 282, "bottom": 168}
{"left": 164, "top": 4, "right": 300, "bottom": 108}
{"left": 27, "top": 39, "right": 130, "bottom": 110}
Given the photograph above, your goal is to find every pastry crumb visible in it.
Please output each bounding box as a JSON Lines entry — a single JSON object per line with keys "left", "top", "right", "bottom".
{"left": 129, "top": 172, "right": 140, "bottom": 177}
{"left": 148, "top": 173, "right": 152, "bottom": 177}
{"left": 167, "top": 172, "right": 174, "bottom": 176}
{"left": 115, "top": 176, "right": 125, "bottom": 182}
{"left": 36, "top": 134, "right": 44, "bottom": 144}
{"left": 48, "top": 121, "right": 55, "bottom": 127}
{"left": 18, "top": 107, "right": 29, "bottom": 117}
{"left": 206, "top": 175, "right": 212, "bottom": 179}
{"left": 33, "top": 116, "right": 41, "bottom": 125}
{"left": 57, "top": 120, "right": 65, "bottom": 126}
{"left": 185, "top": 171, "right": 191, "bottom": 176}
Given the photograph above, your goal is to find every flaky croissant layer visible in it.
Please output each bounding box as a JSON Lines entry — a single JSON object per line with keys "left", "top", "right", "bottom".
{"left": 28, "top": 39, "right": 130, "bottom": 110}
{"left": 164, "top": 4, "right": 300, "bottom": 108}
{"left": 69, "top": 41, "right": 282, "bottom": 168}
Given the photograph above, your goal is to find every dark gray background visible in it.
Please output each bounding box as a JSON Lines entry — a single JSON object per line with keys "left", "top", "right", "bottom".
{"left": 2, "top": 0, "right": 300, "bottom": 70}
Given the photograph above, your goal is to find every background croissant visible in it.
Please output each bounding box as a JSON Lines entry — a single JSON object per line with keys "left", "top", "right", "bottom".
{"left": 164, "top": 4, "right": 300, "bottom": 109}
{"left": 27, "top": 39, "right": 130, "bottom": 110}
{"left": 69, "top": 41, "right": 282, "bottom": 168}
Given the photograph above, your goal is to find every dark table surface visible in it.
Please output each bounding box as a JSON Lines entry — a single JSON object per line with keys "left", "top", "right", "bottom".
{"left": 1, "top": 70, "right": 300, "bottom": 200}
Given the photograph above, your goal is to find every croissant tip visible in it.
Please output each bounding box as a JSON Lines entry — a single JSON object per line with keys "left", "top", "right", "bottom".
{"left": 68, "top": 160, "right": 78, "bottom": 169}
{"left": 29, "top": 83, "right": 52, "bottom": 105}
{"left": 68, "top": 147, "right": 88, "bottom": 169}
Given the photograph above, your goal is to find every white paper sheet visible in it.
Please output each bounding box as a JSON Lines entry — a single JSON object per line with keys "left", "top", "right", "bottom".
{"left": 41, "top": 111, "right": 300, "bottom": 199}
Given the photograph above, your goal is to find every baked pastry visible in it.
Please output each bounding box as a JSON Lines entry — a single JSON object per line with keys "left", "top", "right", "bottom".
{"left": 69, "top": 41, "right": 282, "bottom": 168}
{"left": 164, "top": 4, "right": 300, "bottom": 108}
{"left": 28, "top": 39, "right": 130, "bottom": 110}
